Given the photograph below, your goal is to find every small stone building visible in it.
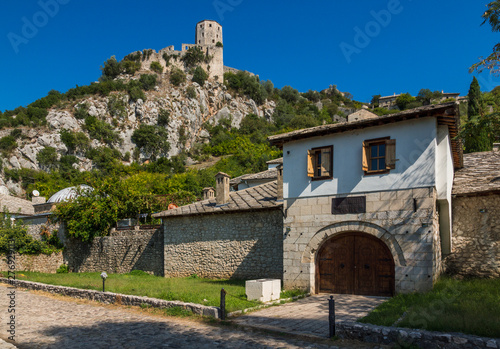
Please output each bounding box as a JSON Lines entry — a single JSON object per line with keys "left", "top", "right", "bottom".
{"left": 445, "top": 148, "right": 500, "bottom": 278}
{"left": 153, "top": 173, "right": 283, "bottom": 280}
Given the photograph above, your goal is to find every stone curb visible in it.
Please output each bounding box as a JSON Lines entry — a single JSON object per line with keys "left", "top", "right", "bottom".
{"left": 337, "top": 322, "right": 500, "bottom": 349}
{"left": 0, "top": 278, "right": 220, "bottom": 319}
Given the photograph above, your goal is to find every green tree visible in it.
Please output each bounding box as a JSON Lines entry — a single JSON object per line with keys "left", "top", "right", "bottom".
{"left": 470, "top": 1, "right": 500, "bottom": 74}
{"left": 37, "top": 146, "right": 58, "bottom": 170}
{"left": 370, "top": 95, "right": 381, "bottom": 107}
{"left": 192, "top": 66, "right": 208, "bottom": 86}
{"left": 84, "top": 116, "right": 121, "bottom": 145}
{"left": 131, "top": 125, "right": 170, "bottom": 160}
{"left": 60, "top": 129, "right": 90, "bottom": 155}
{"left": 158, "top": 109, "right": 170, "bottom": 127}
{"left": 460, "top": 112, "right": 500, "bottom": 153}
{"left": 150, "top": 61, "right": 163, "bottom": 74}
{"left": 100, "top": 56, "right": 122, "bottom": 81}
{"left": 280, "top": 86, "right": 300, "bottom": 103}
{"left": 181, "top": 46, "right": 206, "bottom": 68}
{"left": 0, "top": 136, "right": 17, "bottom": 154}
{"left": 53, "top": 181, "right": 119, "bottom": 242}
{"left": 468, "top": 77, "right": 482, "bottom": 119}
{"left": 59, "top": 155, "right": 79, "bottom": 172}
{"left": 395, "top": 93, "right": 416, "bottom": 110}
{"left": 139, "top": 74, "right": 157, "bottom": 91}
{"left": 170, "top": 68, "right": 186, "bottom": 86}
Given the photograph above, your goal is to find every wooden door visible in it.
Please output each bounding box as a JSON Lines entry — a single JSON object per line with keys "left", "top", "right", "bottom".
{"left": 316, "top": 232, "right": 394, "bottom": 296}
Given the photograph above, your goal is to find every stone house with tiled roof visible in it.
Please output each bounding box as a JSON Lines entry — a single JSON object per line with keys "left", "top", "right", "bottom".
{"left": 445, "top": 147, "right": 500, "bottom": 278}
{"left": 268, "top": 103, "right": 461, "bottom": 296}
{"left": 153, "top": 172, "right": 284, "bottom": 280}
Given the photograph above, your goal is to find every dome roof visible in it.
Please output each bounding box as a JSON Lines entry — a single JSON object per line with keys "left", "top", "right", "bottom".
{"left": 47, "top": 185, "right": 94, "bottom": 203}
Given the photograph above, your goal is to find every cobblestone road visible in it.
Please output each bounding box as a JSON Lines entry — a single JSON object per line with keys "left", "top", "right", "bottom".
{"left": 0, "top": 285, "right": 388, "bottom": 349}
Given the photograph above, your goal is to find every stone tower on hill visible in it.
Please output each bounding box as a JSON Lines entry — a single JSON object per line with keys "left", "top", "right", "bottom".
{"left": 195, "top": 20, "right": 223, "bottom": 46}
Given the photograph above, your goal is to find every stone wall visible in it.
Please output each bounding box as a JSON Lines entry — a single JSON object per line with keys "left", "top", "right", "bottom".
{"left": 337, "top": 321, "right": 500, "bottom": 349}
{"left": 0, "top": 252, "right": 63, "bottom": 273}
{"left": 63, "top": 228, "right": 164, "bottom": 276}
{"left": 163, "top": 209, "right": 283, "bottom": 279}
{"left": 23, "top": 216, "right": 60, "bottom": 241}
{"left": 445, "top": 194, "right": 500, "bottom": 278}
{"left": 283, "top": 187, "right": 441, "bottom": 293}
{"left": 1, "top": 278, "right": 219, "bottom": 318}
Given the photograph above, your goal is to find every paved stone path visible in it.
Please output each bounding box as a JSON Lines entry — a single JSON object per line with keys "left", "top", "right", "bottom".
{"left": 0, "top": 285, "right": 388, "bottom": 349}
{"left": 233, "top": 294, "right": 388, "bottom": 338}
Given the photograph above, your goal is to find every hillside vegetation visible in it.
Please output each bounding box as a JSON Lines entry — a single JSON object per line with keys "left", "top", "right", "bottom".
{"left": 0, "top": 51, "right": 360, "bottom": 241}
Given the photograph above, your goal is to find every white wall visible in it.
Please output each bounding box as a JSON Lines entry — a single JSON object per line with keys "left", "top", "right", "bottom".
{"left": 436, "top": 125, "right": 454, "bottom": 255}
{"left": 283, "top": 117, "right": 439, "bottom": 199}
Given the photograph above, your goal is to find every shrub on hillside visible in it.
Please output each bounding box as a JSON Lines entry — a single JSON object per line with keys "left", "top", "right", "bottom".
{"left": 150, "top": 61, "right": 163, "bottom": 74}
{"left": 83, "top": 116, "right": 121, "bottom": 145}
{"left": 36, "top": 146, "right": 59, "bottom": 171}
{"left": 131, "top": 125, "right": 170, "bottom": 160}
{"left": 0, "top": 136, "right": 17, "bottom": 155}
{"left": 170, "top": 68, "right": 186, "bottom": 86}
{"left": 192, "top": 66, "right": 208, "bottom": 86}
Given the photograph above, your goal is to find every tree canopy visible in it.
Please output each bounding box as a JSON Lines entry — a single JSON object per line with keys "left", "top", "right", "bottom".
{"left": 470, "top": 1, "right": 500, "bottom": 75}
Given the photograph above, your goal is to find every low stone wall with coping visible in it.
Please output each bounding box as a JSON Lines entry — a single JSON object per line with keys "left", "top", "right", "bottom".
{"left": 0, "top": 278, "right": 220, "bottom": 318}
{"left": 0, "top": 252, "right": 63, "bottom": 273}
{"left": 337, "top": 321, "right": 500, "bottom": 349}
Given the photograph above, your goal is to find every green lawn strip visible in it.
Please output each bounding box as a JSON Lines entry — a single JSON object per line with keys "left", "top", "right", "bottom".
{"left": 359, "top": 277, "right": 500, "bottom": 338}
{"left": 8, "top": 271, "right": 304, "bottom": 313}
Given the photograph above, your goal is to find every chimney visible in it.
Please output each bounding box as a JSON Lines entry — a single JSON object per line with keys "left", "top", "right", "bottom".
{"left": 32, "top": 196, "right": 46, "bottom": 204}
{"left": 215, "top": 172, "right": 230, "bottom": 205}
{"left": 276, "top": 164, "right": 283, "bottom": 201}
{"left": 493, "top": 143, "right": 500, "bottom": 152}
{"left": 203, "top": 187, "right": 215, "bottom": 200}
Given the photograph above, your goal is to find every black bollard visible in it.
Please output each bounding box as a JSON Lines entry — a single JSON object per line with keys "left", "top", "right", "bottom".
{"left": 220, "top": 288, "right": 227, "bottom": 320}
{"left": 329, "top": 295, "right": 335, "bottom": 338}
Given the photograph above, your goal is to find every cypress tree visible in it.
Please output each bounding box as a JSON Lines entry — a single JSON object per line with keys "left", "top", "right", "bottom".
{"left": 467, "top": 76, "right": 481, "bottom": 120}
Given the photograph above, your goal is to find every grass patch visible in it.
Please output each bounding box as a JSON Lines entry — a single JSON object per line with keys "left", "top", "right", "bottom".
{"left": 359, "top": 277, "right": 500, "bottom": 338}
{"left": 4, "top": 271, "right": 306, "bottom": 313}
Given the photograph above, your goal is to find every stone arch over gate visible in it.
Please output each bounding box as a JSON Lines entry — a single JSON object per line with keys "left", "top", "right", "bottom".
{"left": 301, "top": 221, "right": 406, "bottom": 267}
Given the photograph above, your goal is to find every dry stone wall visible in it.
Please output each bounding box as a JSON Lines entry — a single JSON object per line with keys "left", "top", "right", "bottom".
{"left": 63, "top": 228, "right": 163, "bottom": 276}
{"left": 445, "top": 194, "right": 500, "bottom": 278}
{"left": 0, "top": 252, "right": 63, "bottom": 273}
{"left": 163, "top": 209, "right": 283, "bottom": 279}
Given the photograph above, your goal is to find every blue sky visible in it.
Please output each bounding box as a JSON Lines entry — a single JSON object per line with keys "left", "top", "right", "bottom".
{"left": 0, "top": 0, "right": 498, "bottom": 111}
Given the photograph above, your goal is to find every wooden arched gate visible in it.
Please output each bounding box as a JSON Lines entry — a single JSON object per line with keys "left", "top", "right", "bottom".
{"left": 316, "top": 232, "right": 395, "bottom": 296}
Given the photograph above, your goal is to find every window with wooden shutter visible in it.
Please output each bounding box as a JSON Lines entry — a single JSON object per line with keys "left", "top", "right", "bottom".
{"left": 307, "top": 146, "right": 333, "bottom": 180}
{"left": 363, "top": 137, "right": 396, "bottom": 174}
{"left": 307, "top": 150, "right": 314, "bottom": 177}
{"left": 385, "top": 139, "right": 396, "bottom": 169}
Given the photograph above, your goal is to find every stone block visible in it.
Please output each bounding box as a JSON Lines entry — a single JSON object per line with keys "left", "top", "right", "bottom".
{"left": 366, "top": 200, "right": 391, "bottom": 213}
{"left": 380, "top": 191, "right": 398, "bottom": 201}
{"left": 299, "top": 205, "right": 312, "bottom": 216}
{"left": 317, "top": 196, "right": 329, "bottom": 205}
{"left": 245, "top": 279, "right": 281, "bottom": 302}
{"left": 396, "top": 189, "right": 414, "bottom": 201}
{"left": 365, "top": 192, "right": 381, "bottom": 202}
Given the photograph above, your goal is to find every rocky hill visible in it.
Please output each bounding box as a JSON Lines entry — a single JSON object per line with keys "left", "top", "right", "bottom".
{"left": 0, "top": 63, "right": 276, "bottom": 196}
